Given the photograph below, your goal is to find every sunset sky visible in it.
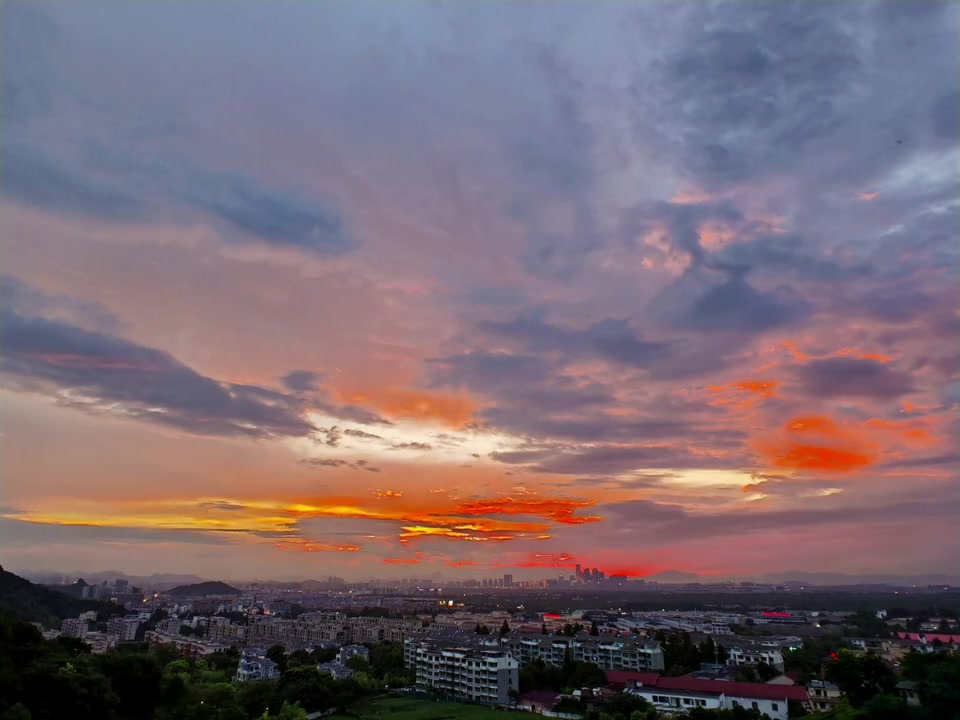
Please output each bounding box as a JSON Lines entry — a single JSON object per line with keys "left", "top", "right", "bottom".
{"left": 1, "top": 1, "right": 957, "bottom": 581}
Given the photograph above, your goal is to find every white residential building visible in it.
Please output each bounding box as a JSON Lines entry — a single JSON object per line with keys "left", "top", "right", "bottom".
{"left": 337, "top": 644, "right": 369, "bottom": 665}
{"left": 726, "top": 646, "right": 785, "bottom": 672}
{"left": 236, "top": 649, "right": 281, "bottom": 681}
{"left": 414, "top": 645, "right": 519, "bottom": 705}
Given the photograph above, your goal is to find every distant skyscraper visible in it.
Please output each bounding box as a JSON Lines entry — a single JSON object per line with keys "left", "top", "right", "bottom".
{"left": 503, "top": 574, "right": 513, "bottom": 587}
{"left": 575, "top": 564, "right": 582, "bottom": 578}
{"left": 592, "top": 568, "right": 600, "bottom": 581}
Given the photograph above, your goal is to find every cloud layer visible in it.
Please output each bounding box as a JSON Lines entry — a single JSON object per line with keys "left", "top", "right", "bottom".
{"left": 0, "top": 0, "right": 957, "bottom": 580}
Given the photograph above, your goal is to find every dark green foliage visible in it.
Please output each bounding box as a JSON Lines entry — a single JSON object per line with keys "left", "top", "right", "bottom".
{"left": 901, "top": 651, "right": 960, "bottom": 720}
{"left": 825, "top": 651, "right": 896, "bottom": 707}
{"left": 0, "top": 567, "right": 120, "bottom": 627}
{"left": 500, "top": 619, "right": 510, "bottom": 636}
{"left": 654, "top": 631, "right": 728, "bottom": 676}
{"left": 518, "top": 656, "right": 606, "bottom": 693}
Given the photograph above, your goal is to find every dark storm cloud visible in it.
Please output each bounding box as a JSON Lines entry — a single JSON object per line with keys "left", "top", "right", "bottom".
{"left": 2, "top": 139, "right": 355, "bottom": 254}
{"left": 176, "top": 168, "right": 351, "bottom": 253}
{"left": 0, "top": 144, "right": 145, "bottom": 219}
{"left": 479, "top": 408, "right": 703, "bottom": 445}
{"left": 681, "top": 271, "right": 811, "bottom": 333}
{"left": 281, "top": 369, "right": 324, "bottom": 393}
{"left": 795, "top": 357, "right": 914, "bottom": 399}
{"left": 426, "top": 352, "right": 552, "bottom": 390}
{"left": 652, "top": 0, "right": 959, "bottom": 192}
{"left": 481, "top": 312, "right": 670, "bottom": 368}
{"left": 856, "top": 287, "right": 937, "bottom": 324}
{"left": 715, "top": 235, "right": 872, "bottom": 282}
{"left": 492, "top": 443, "right": 740, "bottom": 475}
{"left": 0, "top": 304, "right": 317, "bottom": 438}
{"left": 0, "top": 272, "right": 122, "bottom": 333}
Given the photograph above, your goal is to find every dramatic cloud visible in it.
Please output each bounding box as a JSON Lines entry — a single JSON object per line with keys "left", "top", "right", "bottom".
{"left": 1, "top": 0, "right": 956, "bottom": 579}
{"left": 795, "top": 357, "right": 914, "bottom": 399}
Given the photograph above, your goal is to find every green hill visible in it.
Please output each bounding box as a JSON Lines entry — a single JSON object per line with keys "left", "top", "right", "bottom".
{"left": 167, "top": 580, "right": 241, "bottom": 597}
{"left": 0, "top": 565, "right": 121, "bottom": 628}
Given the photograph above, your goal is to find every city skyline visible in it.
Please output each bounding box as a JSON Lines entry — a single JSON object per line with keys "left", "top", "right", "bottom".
{"left": 1, "top": 1, "right": 958, "bottom": 581}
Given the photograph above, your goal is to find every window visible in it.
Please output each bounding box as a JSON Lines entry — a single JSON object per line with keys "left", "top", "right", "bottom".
{"left": 772, "top": 703, "right": 779, "bottom": 710}
{"left": 752, "top": 702, "right": 759, "bottom": 710}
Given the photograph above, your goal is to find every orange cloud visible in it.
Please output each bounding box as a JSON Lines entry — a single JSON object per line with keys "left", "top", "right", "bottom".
{"left": 836, "top": 347, "right": 892, "bottom": 363}
{"left": 770, "top": 443, "right": 874, "bottom": 472}
{"left": 383, "top": 553, "right": 424, "bottom": 564}
{"left": 863, "top": 418, "right": 939, "bottom": 446}
{"left": 708, "top": 380, "right": 780, "bottom": 409}
{"left": 336, "top": 387, "right": 474, "bottom": 425}
{"left": 375, "top": 490, "right": 403, "bottom": 499}
{"left": 786, "top": 416, "right": 839, "bottom": 435}
{"left": 399, "top": 526, "right": 519, "bottom": 542}
{"left": 451, "top": 497, "right": 603, "bottom": 525}
{"left": 510, "top": 552, "right": 577, "bottom": 569}
{"left": 858, "top": 191, "right": 879, "bottom": 201}
{"left": 274, "top": 540, "right": 361, "bottom": 552}
{"left": 780, "top": 341, "right": 809, "bottom": 362}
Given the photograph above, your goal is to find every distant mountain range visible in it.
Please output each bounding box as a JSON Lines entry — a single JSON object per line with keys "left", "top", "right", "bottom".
{"left": 12, "top": 567, "right": 958, "bottom": 588}
{"left": 17, "top": 570, "right": 207, "bottom": 590}
{"left": 167, "top": 581, "right": 241, "bottom": 597}
{"left": 643, "top": 570, "right": 959, "bottom": 586}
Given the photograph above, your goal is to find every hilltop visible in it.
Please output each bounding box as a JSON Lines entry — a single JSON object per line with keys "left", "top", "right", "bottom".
{"left": 167, "top": 580, "right": 241, "bottom": 597}
{"left": 0, "top": 565, "right": 121, "bottom": 627}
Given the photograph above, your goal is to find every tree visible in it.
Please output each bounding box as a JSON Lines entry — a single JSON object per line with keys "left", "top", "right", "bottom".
{"left": 261, "top": 702, "right": 307, "bottom": 720}
{"left": 500, "top": 619, "right": 511, "bottom": 636}
{"left": 825, "top": 651, "right": 896, "bottom": 707}
{"left": 541, "top": 622, "right": 549, "bottom": 635}
{"left": 590, "top": 621, "right": 600, "bottom": 636}
{"left": 267, "top": 645, "right": 288, "bottom": 673}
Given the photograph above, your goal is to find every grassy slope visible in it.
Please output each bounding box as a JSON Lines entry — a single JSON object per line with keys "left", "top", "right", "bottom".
{"left": 326, "top": 697, "right": 530, "bottom": 720}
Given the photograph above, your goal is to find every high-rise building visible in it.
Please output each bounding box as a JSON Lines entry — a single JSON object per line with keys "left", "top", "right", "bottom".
{"left": 592, "top": 568, "right": 600, "bottom": 581}
{"left": 503, "top": 574, "right": 513, "bottom": 588}
{"left": 575, "top": 564, "right": 582, "bottom": 578}
{"left": 583, "top": 567, "right": 591, "bottom": 581}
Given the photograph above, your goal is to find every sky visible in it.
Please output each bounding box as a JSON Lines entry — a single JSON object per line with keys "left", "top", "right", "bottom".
{"left": 1, "top": 1, "right": 958, "bottom": 582}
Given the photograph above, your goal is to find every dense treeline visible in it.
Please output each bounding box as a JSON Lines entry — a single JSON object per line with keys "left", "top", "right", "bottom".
{"left": 0, "top": 611, "right": 411, "bottom": 720}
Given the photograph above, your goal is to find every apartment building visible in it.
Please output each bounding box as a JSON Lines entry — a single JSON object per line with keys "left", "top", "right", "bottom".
{"left": 60, "top": 618, "right": 88, "bottom": 639}
{"left": 502, "top": 634, "right": 665, "bottom": 672}
{"left": 413, "top": 644, "right": 519, "bottom": 705}
{"left": 156, "top": 618, "right": 183, "bottom": 635}
{"left": 107, "top": 616, "right": 143, "bottom": 642}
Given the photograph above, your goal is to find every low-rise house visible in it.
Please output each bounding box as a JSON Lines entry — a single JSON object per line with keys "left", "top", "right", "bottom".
{"left": 236, "top": 649, "right": 280, "bottom": 681}
{"left": 612, "top": 671, "right": 807, "bottom": 720}
{"left": 317, "top": 661, "right": 355, "bottom": 680}
{"left": 806, "top": 680, "right": 842, "bottom": 712}
{"left": 337, "top": 644, "right": 369, "bottom": 665}
{"left": 896, "top": 680, "right": 921, "bottom": 707}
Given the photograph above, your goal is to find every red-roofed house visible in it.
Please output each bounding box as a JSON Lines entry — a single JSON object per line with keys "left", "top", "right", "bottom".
{"left": 604, "top": 669, "right": 807, "bottom": 720}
